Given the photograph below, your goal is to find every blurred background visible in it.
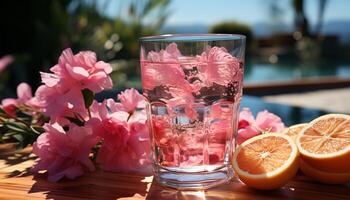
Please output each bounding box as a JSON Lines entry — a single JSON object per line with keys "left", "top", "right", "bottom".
{"left": 1, "top": 0, "right": 350, "bottom": 108}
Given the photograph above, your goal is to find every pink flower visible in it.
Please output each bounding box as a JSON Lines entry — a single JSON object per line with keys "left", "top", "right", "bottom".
{"left": 255, "top": 110, "right": 285, "bottom": 133}
{"left": 196, "top": 46, "right": 242, "bottom": 87}
{"left": 45, "top": 48, "right": 113, "bottom": 93}
{"left": 36, "top": 48, "right": 112, "bottom": 120}
{"left": 96, "top": 109, "right": 151, "bottom": 174}
{"left": 164, "top": 92, "right": 197, "bottom": 120}
{"left": 141, "top": 43, "right": 190, "bottom": 91}
{"left": 0, "top": 55, "right": 13, "bottom": 73}
{"left": 142, "top": 43, "right": 198, "bottom": 119}
{"left": 147, "top": 42, "right": 181, "bottom": 62}
{"left": 88, "top": 89, "right": 151, "bottom": 174}
{"left": 32, "top": 122, "right": 99, "bottom": 182}
{"left": 116, "top": 88, "right": 145, "bottom": 113}
{"left": 89, "top": 100, "right": 108, "bottom": 121}
{"left": 16, "top": 83, "right": 32, "bottom": 102}
{"left": 141, "top": 59, "right": 187, "bottom": 91}
{"left": 35, "top": 85, "right": 87, "bottom": 122}
{"left": 237, "top": 126, "right": 260, "bottom": 145}
{"left": 239, "top": 107, "right": 255, "bottom": 125}
{"left": 152, "top": 115, "right": 172, "bottom": 146}
{"left": 1, "top": 98, "right": 17, "bottom": 117}
{"left": 237, "top": 108, "right": 285, "bottom": 145}
{"left": 1, "top": 83, "right": 43, "bottom": 116}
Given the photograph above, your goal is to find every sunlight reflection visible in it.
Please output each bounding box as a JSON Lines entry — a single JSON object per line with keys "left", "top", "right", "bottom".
{"left": 156, "top": 189, "right": 208, "bottom": 200}
{"left": 141, "top": 176, "right": 154, "bottom": 183}
{"left": 180, "top": 190, "right": 207, "bottom": 200}
{"left": 141, "top": 176, "right": 154, "bottom": 191}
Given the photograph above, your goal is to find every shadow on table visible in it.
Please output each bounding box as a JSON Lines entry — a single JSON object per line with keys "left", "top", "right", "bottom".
{"left": 28, "top": 171, "right": 150, "bottom": 200}
{"left": 145, "top": 175, "right": 350, "bottom": 200}
{"left": 28, "top": 172, "right": 150, "bottom": 200}
{"left": 0, "top": 145, "right": 35, "bottom": 178}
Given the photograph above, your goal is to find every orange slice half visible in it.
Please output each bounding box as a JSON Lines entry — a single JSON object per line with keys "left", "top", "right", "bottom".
{"left": 300, "top": 159, "right": 350, "bottom": 184}
{"left": 282, "top": 123, "right": 308, "bottom": 143}
{"left": 296, "top": 114, "right": 350, "bottom": 173}
{"left": 233, "top": 133, "right": 299, "bottom": 190}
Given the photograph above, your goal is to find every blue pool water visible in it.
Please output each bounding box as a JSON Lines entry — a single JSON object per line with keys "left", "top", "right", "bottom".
{"left": 244, "top": 61, "right": 350, "bottom": 83}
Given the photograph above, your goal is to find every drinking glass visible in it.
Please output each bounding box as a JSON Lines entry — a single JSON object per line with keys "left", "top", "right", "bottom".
{"left": 140, "top": 34, "right": 245, "bottom": 189}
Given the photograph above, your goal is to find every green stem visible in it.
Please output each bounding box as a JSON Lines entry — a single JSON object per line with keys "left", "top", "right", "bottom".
{"left": 88, "top": 107, "right": 92, "bottom": 119}
{"left": 127, "top": 112, "right": 133, "bottom": 122}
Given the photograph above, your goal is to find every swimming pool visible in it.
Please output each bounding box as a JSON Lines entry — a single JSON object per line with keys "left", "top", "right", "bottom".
{"left": 244, "top": 61, "right": 350, "bottom": 83}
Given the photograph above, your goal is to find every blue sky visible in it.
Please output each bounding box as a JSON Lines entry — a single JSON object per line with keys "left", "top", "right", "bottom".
{"left": 100, "top": 0, "right": 350, "bottom": 26}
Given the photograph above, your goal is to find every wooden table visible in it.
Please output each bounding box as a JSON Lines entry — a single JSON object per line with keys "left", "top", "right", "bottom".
{"left": 1, "top": 145, "right": 350, "bottom": 200}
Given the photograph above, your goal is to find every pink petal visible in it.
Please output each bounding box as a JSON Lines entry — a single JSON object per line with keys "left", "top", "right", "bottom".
{"left": 85, "top": 71, "right": 113, "bottom": 92}
{"left": 255, "top": 110, "right": 285, "bottom": 132}
{"left": 95, "top": 61, "right": 112, "bottom": 74}
{"left": 239, "top": 107, "right": 255, "bottom": 124}
{"left": 164, "top": 42, "right": 181, "bottom": 59}
{"left": 0, "top": 55, "right": 13, "bottom": 73}
{"left": 196, "top": 46, "right": 241, "bottom": 86}
{"left": 1, "top": 98, "right": 17, "bottom": 117}
{"left": 106, "top": 99, "right": 124, "bottom": 113}
{"left": 90, "top": 100, "right": 108, "bottom": 120}
{"left": 32, "top": 134, "right": 50, "bottom": 157}
{"left": 1, "top": 98, "right": 17, "bottom": 107}
{"left": 238, "top": 119, "right": 250, "bottom": 129}
{"left": 108, "top": 111, "right": 129, "bottom": 122}
{"left": 67, "top": 65, "right": 89, "bottom": 81}
{"left": 27, "top": 97, "right": 44, "bottom": 108}
{"left": 117, "top": 88, "right": 144, "bottom": 112}
{"left": 17, "top": 82, "right": 32, "bottom": 101}
{"left": 75, "top": 51, "right": 97, "bottom": 68}
{"left": 32, "top": 122, "right": 100, "bottom": 182}
{"left": 48, "top": 171, "right": 65, "bottom": 182}
{"left": 64, "top": 165, "right": 84, "bottom": 180}
{"left": 40, "top": 72, "right": 60, "bottom": 87}
{"left": 58, "top": 48, "right": 75, "bottom": 67}
{"left": 237, "top": 126, "right": 260, "bottom": 145}
{"left": 79, "top": 157, "right": 95, "bottom": 172}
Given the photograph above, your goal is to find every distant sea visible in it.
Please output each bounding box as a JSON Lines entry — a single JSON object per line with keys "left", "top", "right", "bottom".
{"left": 161, "top": 20, "right": 350, "bottom": 43}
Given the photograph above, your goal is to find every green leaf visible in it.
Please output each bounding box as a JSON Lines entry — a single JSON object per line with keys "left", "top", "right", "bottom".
{"left": 30, "top": 125, "right": 45, "bottom": 135}
{"left": 16, "top": 110, "right": 33, "bottom": 122}
{"left": 12, "top": 134, "right": 24, "bottom": 143}
{"left": 82, "top": 89, "right": 94, "bottom": 109}
{"left": 65, "top": 117, "right": 85, "bottom": 127}
{"left": 4, "top": 131, "right": 19, "bottom": 136}
{"left": 4, "top": 121, "right": 28, "bottom": 133}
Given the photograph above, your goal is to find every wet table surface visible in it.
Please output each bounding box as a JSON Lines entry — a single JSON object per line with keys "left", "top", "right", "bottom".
{"left": 1, "top": 96, "right": 349, "bottom": 200}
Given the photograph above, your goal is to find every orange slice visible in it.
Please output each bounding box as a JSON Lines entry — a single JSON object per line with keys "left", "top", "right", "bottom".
{"left": 296, "top": 114, "right": 350, "bottom": 173}
{"left": 282, "top": 123, "right": 308, "bottom": 142}
{"left": 233, "top": 133, "right": 299, "bottom": 190}
{"left": 300, "top": 159, "right": 350, "bottom": 184}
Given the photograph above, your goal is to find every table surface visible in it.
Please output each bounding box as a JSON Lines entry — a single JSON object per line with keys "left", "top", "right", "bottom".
{"left": 0, "top": 145, "right": 350, "bottom": 200}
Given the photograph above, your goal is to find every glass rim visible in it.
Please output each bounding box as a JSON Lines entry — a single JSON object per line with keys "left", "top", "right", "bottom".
{"left": 139, "top": 34, "right": 246, "bottom": 42}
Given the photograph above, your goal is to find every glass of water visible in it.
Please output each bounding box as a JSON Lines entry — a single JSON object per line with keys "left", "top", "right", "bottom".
{"left": 140, "top": 34, "right": 245, "bottom": 189}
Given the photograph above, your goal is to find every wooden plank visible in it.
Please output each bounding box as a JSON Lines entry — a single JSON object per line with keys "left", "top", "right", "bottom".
{"left": 0, "top": 146, "right": 350, "bottom": 200}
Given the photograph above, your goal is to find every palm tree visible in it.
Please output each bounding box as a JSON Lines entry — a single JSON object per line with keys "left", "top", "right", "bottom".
{"left": 292, "top": 0, "right": 329, "bottom": 38}
{"left": 292, "top": 0, "right": 310, "bottom": 37}
{"left": 316, "top": 0, "right": 328, "bottom": 37}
